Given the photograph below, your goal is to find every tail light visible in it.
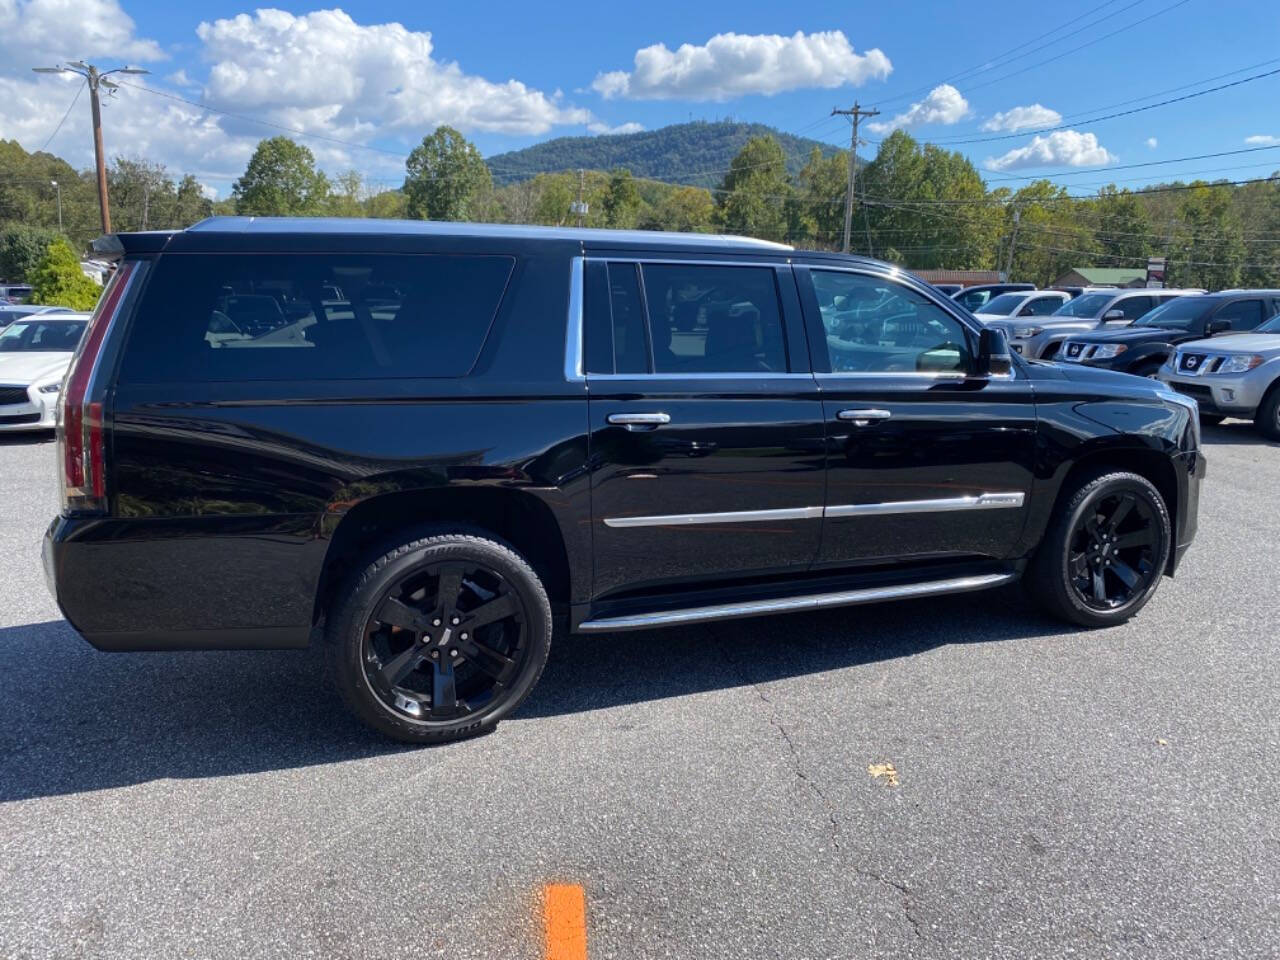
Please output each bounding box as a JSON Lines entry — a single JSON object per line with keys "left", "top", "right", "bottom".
{"left": 58, "top": 261, "right": 137, "bottom": 514}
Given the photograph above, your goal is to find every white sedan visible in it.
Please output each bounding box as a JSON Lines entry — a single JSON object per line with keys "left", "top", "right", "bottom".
{"left": 0, "top": 314, "right": 89, "bottom": 431}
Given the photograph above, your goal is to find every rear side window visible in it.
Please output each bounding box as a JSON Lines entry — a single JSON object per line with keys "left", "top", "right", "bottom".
{"left": 119, "top": 253, "right": 514, "bottom": 382}
{"left": 641, "top": 263, "right": 787, "bottom": 374}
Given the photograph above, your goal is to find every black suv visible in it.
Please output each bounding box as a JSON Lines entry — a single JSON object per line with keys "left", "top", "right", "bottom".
{"left": 1059, "top": 291, "right": 1280, "bottom": 378}
{"left": 44, "top": 218, "right": 1204, "bottom": 743}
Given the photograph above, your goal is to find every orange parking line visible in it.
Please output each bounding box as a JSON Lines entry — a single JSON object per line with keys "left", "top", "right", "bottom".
{"left": 543, "top": 883, "right": 587, "bottom": 960}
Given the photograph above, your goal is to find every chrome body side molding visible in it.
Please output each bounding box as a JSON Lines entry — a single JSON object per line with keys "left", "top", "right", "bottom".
{"left": 824, "top": 492, "right": 1026, "bottom": 518}
{"left": 603, "top": 492, "right": 1025, "bottom": 528}
{"left": 602, "top": 506, "right": 824, "bottom": 529}
{"left": 578, "top": 572, "right": 1017, "bottom": 632}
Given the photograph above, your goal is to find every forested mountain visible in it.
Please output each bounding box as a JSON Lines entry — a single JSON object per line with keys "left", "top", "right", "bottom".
{"left": 485, "top": 121, "right": 841, "bottom": 186}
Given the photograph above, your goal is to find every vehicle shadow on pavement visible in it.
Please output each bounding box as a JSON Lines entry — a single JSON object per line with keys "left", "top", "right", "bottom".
{"left": 0, "top": 587, "right": 1064, "bottom": 801}
{"left": 1199, "top": 420, "right": 1279, "bottom": 447}
{"left": 520, "top": 585, "right": 1064, "bottom": 718}
{"left": 0, "top": 619, "right": 412, "bottom": 803}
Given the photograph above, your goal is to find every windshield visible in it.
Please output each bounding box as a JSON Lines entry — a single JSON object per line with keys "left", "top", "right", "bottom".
{"left": 1137, "top": 296, "right": 1213, "bottom": 330}
{"left": 1051, "top": 292, "right": 1114, "bottom": 317}
{"left": 976, "top": 293, "right": 1025, "bottom": 315}
{"left": 1256, "top": 313, "right": 1280, "bottom": 334}
{"left": 0, "top": 320, "right": 87, "bottom": 352}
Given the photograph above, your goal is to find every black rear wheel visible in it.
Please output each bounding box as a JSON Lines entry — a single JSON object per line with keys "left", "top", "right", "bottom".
{"left": 326, "top": 532, "right": 551, "bottom": 743}
{"left": 1027, "top": 470, "right": 1171, "bottom": 627}
{"left": 1258, "top": 386, "right": 1280, "bottom": 441}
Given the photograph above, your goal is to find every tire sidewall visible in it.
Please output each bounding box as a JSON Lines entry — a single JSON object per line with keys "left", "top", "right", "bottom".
{"left": 1053, "top": 473, "right": 1171, "bottom": 626}
{"left": 327, "top": 534, "right": 552, "bottom": 743}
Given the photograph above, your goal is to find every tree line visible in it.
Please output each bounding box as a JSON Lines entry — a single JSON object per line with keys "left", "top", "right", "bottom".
{"left": 2, "top": 127, "right": 1276, "bottom": 292}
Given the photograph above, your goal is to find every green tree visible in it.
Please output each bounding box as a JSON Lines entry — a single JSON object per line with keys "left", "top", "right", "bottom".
{"left": 1004, "top": 180, "right": 1096, "bottom": 286}
{"left": 716, "top": 135, "right": 791, "bottom": 243}
{"left": 232, "top": 137, "right": 330, "bottom": 216}
{"left": 794, "top": 147, "right": 849, "bottom": 249}
{"left": 1166, "top": 181, "right": 1245, "bottom": 290}
{"left": 643, "top": 186, "right": 715, "bottom": 233}
{"left": 1089, "top": 186, "right": 1154, "bottom": 267}
{"left": 0, "top": 225, "right": 59, "bottom": 281}
{"left": 602, "top": 168, "right": 641, "bottom": 228}
{"left": 29, "top": 235, "right": 100, "bottom": 309}
{"left": 364, "top": 187, "right": 408, "bottom": 219}
{"left": 403, "top": 126, "right": 491, "bottom": 221}
{"left": 173, "top": 175, "right": 214, "bottom": 226}
{"left": 327, "top": 170, "right": 367, "bottom": 218}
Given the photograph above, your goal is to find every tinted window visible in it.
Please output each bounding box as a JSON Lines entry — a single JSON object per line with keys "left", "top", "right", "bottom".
{"left": 1215, "top": 298, "right": 1265, "bottom": 330}
{"left": 0, "top": 320, "right": 86, "bottom": 351}
{"left": 1052, "top": 292, "right": 1113, "bottom": 317}
{"left": 955, "top": 288, "right": 992, "bottom": 310}
{"left": 640, "top": 264, "right": 787, "bottom": 374}
{"left": 976, "top": 293, "right": 1024, "bottom": 316}
{"left": 1025, "top": 295, "right": 1065, "bottom": 316}
{"left": 1142, "top": 296, "right": 1212, "bottom": 330}
{"left": 119, "top": 253, "right": 514, "bottom": 382}
{"left": 1118, "top": 295, "right": 1154, "bottom": 321}
{"left": 607, "top": 263, "right": 648, "bottom": 374}
{"left": 811, "top": 271, "right": 971, "bottom": 374}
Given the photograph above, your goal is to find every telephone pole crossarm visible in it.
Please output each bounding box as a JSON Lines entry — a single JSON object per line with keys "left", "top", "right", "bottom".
{"left": 831, "top": 102, "right": 880, "bottom": 254}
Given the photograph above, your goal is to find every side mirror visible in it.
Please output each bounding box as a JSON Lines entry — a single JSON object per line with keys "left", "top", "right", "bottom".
{"left": 1206, "top": 318, "right": 1231, "bottom": 335}
{"left": 1101, "top": 308, "right": 1127, "bottom": 323}
{"left": 978, "top": 328, "right": 1013, "bottom": 377}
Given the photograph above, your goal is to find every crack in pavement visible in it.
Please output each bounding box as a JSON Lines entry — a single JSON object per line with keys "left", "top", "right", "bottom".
{"left": 713, "top": 630, "right": 925, "bottom": 941}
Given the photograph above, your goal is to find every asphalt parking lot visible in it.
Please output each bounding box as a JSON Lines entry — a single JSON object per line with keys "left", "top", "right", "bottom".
{"left": 1, "top": 426, "right": 1277, "bottom": 960}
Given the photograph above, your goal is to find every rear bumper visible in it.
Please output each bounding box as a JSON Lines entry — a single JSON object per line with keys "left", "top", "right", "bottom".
{"left": 43, "top": 514, "right": 314, "bottom": 651}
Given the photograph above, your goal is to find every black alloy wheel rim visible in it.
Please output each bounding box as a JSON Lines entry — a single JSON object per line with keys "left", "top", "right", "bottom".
{"left": 1067, "top": 491, "right": 1160, "bottom": 611}
{"left": 361, "top": 561, "right": 528, "bottom": 722}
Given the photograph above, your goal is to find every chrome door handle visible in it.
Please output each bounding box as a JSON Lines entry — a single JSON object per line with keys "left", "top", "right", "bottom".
{"left": 607, "top": 412, "right": 671, "bottom": 429}
{"left": 837, "top": 408, "right": 891, "bottom": 426}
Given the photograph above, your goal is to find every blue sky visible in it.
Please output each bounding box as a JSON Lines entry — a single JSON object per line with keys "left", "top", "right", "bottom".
{"left": 3, "top": 0, "right": 1278, "bottom": 197}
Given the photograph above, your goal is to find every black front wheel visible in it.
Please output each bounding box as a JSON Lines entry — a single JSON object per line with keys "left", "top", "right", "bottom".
{"left": 326, "top": 532, "right": 552, "bottom": 743}
{"left": 1027, "top": 470, "right": 1171, "bottom": 627}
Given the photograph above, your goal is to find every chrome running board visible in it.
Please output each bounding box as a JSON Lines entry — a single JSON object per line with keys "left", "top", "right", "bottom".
{"left": 577, "top": 572, "right": 1016, "bottom": 633}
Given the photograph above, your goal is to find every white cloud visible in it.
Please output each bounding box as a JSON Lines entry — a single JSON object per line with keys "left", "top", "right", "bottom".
{"left": 0, "top": 0, "right": 164, "bottom": 64}
{"left": 980, "top": 104, "right": 1061, "bottom": 133}
{"left": 986, "top": 130, "right": 1116, "bottom": 171}
{"left": 198, "top": 9, "right": 591, "bottom": 136}
{"left": 592, "top": 30, "right": 891, "bottom": 101}
{"left": 587, "top": 121, "right": 644, "bottom": 135}
{"left": 198, "top": 182, "right": 219, "bottom": 201}
{"left": 1245, "top": 134, "right": 1279, "bottom": 145}
{"left": 867, "top": 84, "right": 969, "bottom": 134}
{"left": 1146, "top": 137, "right": 1158, "bottom": 149}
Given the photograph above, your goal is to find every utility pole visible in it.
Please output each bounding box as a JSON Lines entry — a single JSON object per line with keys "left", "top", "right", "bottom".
{"left": 50, "top": 180, "right": 62, "bottom": 233}
{"left": 571, "top": 169, "right": 588, "bottom": 227}
{"left": 32, "top": 61, "right": 150, "bottom": 235}
{"left": 831, "top": 102, "right": 879, "bottom": 254}
{"left": 1004, "top": 206, "right": 1022, "bottom": 279}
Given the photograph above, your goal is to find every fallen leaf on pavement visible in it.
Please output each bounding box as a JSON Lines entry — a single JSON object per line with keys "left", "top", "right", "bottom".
{"left": 868, "top": 762, "right": 899, "bottom": 787}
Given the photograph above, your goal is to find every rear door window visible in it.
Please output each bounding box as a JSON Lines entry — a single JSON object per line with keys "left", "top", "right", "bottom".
{"left": 639, "top": 263, "right": 788, "bottom": 374}
{"left": 119, "top": 253, "right": 514, "bottom": 382}
{"left": 1119, "top": 295, "right": 1155, "bottom": 321}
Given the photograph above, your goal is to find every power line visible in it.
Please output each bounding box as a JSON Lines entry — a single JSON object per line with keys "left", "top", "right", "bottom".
{"left": 868, "top": 0, "right": 1141, "bottom": 110}
{"left": 39, "top": 79, "right": 85, "bottom": 152}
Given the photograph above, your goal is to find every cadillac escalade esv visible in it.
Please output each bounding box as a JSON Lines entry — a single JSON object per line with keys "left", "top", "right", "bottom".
{"left": 44, "top": 217, "right": 1205, "bottom": 743}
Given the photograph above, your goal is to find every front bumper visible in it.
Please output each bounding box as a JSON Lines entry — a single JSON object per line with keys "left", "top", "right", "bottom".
{"left": 0, "top": 388, "right": 57, "bottom": 431}
{"left": 1157, "top": 368, "right": 1270, "bottom": 416}
{"left": 1171, "top": 448, "right": 1206, "bottom": 574}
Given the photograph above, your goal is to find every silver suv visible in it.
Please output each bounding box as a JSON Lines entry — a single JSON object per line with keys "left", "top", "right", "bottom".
{"left": 994, "top": 288, "right": 1203, "bottom": 360}
{"left": 1158, "top": 310, "right": 1280, "bottom": 439}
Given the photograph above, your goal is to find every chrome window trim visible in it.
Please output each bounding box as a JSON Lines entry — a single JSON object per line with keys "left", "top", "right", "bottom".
{"left": 578, "top": 572, "right": 1017, "bottom": 632}
{"left": 564, "top": 256, "right": 585, "bottom": 383}
{"left": 824, "top": 492, "right": 1025, "bottom": 518}
{"left": 603, "top": 492, "right": 1026, "bottom": 528}
{"left": 587, "top": 257, "right": 793, "bottom": 268}
{"left": 603, "top": 506, "right": 823, "bottom": 528}
{"left": 588, "top": 372, "right": 817, "bottom": 381}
